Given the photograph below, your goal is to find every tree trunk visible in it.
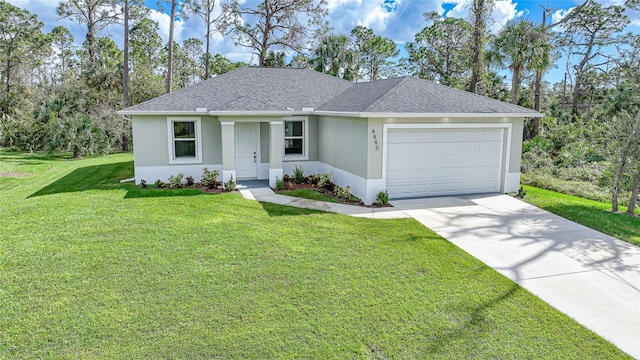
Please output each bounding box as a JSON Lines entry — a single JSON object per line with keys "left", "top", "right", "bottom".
{"left": 73, "top": 145, "right": 82, "bottom": 159}
{"left": 204, "top": 9, "right": 211, "bottom": 79}
{"left": 510, "top": 66, "right": 520, "bottom": 104}
{"left": 4, "top": 55, "right": 11, "bottom": 97}
{"left": 122, "top": 0, "right": 130, "bottom": 152}
{"left": 626, "top": 171, "right": 640, "bottom": 216}
{"left": 612, "top": 111, "right": 640, "bottom": 212}
{"left": 468, "top": 0, "right": 486, "bottom": 93}
{"left": 166, "top": 0, "right": 176, "bottom": 93}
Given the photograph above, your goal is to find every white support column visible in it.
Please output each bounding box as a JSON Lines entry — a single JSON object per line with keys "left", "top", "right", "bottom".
{"left": 220, "top": 121, "right": 236, "bottom": 183}
{"left": 269, "top": 120, "right": 284, "bottom": 187}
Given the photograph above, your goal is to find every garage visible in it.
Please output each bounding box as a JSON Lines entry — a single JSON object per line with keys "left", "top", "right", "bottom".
{"left": 385, "top": 126, "right": 505, "bottom": 199}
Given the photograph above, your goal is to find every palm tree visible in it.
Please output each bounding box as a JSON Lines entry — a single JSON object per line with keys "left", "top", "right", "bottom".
{"left": 491, "top": 20, "right": 547, "bottom": 105}
{"left": 311, "top": 34, "right": 353, "bottom": 79}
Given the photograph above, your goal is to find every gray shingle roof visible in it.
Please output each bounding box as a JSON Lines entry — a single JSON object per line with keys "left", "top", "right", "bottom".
{"left": 318, "top": 76, "right": 539, "bottom": 114}
{"left": 123, "top": 67, "right": 353, "bottom": 112}
{"left": 121, "top": 67, "right": 540, "bottom": 115}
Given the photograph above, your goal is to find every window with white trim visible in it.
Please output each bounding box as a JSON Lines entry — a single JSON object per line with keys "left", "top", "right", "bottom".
{"left": 283, "top": 117, "right": 308, "bottom": 160}
{"left": 167, "top": 117, "right": 202, "bottom": 164}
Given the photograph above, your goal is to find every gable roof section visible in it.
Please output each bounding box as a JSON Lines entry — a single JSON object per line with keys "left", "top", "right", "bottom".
{"left": 318, "top": 76, "right": 539, "bottom": 114}
{"left": 120, "top": 67, "right": 541, "bottom": 116}
{"left": 122, "top": 67, "right": 353, "bottom": 113}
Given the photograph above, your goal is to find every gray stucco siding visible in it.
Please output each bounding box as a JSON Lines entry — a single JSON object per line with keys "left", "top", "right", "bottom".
{"left": 131, "top": 115, "right": 222, "bottom": 167}
{"left": 131, "top": 115, "right": 169, "bottom": 167}
{"left": 318, "top": 116, "right": 368, "bottom": 178}
{"left": 201, "top": 116, "right": 222, "bottom": 164}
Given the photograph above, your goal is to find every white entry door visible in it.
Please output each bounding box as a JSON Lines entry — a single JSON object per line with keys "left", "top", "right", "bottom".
{"left": 235, "top": 123, "right": 258, "bottom": 179}
{"left": 386, "top": 127, "right": 504, "bottom": 199}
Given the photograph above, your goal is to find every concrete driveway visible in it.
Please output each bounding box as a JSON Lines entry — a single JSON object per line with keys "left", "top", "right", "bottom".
{"left": 392, "top": 194, "right": 640, "bottom": 359}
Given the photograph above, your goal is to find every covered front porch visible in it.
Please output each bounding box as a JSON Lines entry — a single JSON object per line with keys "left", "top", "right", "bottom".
{"left": 219, "top": 119, "right": 283, "bottom": 188}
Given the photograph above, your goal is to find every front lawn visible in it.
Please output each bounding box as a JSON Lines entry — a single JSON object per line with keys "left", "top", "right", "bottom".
{"left": 522, "top": 185, "right": 640, "bottom": 246}
{"left": 0, "top": 150, "right": 629, "bottom": 358}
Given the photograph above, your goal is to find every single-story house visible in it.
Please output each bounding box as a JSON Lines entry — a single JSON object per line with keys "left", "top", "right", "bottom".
{"left": 118, "top": 67, "right": 542, "bottom": 205}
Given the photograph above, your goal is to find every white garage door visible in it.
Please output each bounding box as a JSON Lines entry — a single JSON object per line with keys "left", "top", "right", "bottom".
{"left": 386, "top": 127, "right": 504, "bottom": 199}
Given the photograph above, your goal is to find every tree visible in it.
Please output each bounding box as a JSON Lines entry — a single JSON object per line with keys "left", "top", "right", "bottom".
{"left": 557, "top": 0, "right": 628, "bottom": 114}
{"left": 0, "top": 2, "right": 49, "bottom": 103}
{"left": 129, "top": 18, "right": 164, "bottom": 103}
{"left": 183, "top": 38, "right": 204, "bottom": 84}
{"left": 405, "top": 11, "right": 472, "bottom": 87}
{"left": 468, "top": 0, "right": 493, "bottom": 93}
{"left": 182, "top": 0, "right": 221, "bottom": 80}
{"left": 490, "top": 20, "right": 548, "bottom": 105}
{"left": 310, "top": 34, "right": 355, "bottom": 80}
{"left": 350, "top": 26, "right": 398, "bottom": 82}
{"left": 57, "top": 0, "right": 123, "bottom": 66}
{"left": 165, "top": 0, "right": 177, "bottom": 93}
{"left": 222, "top": 0, "right": 328, "bottom": 66}
{"left": 122, "top": 0, "right": 130, "bottom": 152}
{"left": 206, "top": 53, "right": 246, "bottom": 75}
{"left": 50, "top": 26, "right": 76, "bottom": 87}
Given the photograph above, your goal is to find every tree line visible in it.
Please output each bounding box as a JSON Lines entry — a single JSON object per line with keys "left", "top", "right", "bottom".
{"left": 0, "top": 0, "right": 638, "bottom": 213}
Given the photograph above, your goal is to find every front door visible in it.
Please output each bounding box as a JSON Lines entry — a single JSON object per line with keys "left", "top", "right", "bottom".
{"left": 235, "top": 123, "right": 258, "bottom": 179}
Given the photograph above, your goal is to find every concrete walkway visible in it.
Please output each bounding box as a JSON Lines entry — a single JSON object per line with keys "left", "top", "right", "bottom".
{"left": 238, "top": 186, "right": 410, "bottom": 219}
{"left": 392, "top": 194, "right": 640, "bottom": 359}
{"left": 239, "top": 187, "right": 640, "bottom": 358}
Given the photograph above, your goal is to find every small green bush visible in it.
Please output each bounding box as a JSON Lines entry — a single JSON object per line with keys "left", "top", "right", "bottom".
{"left": 275, "top": 177, "right": 285, "bottom": 191}
{"left": 293, "top": 166, "right": 305, "bottom": 184}
{"left": 154, "top": 179, "right": 165, "bottom": 188}
{"left": 516, "top": 186, "right": 527, "bottom": 198}
{"left": 168, "top": 173, "right": 185, "bottom": 188}
{"left": 376, "top": 189, "right": 389, "bottom": 205}
{"left": 317, "top": 173, "right": 332, "bottom": 189}
{"left": 140, "top": 179, "right": 147, "bottom": 188}
{"left": 224, "top": 175, "right": 236, "bottom": 191}
{"left": 185, "top": 176, "right": 195, "bottom": 187}
{"left": 335, "top": 185, "right": 352, "bottom": 200}
{"left": 201, "top": 168, "right": 220, "bottom": 189}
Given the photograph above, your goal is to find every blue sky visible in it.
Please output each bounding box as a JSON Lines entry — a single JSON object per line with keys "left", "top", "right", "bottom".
{"left": 7, "top": 0, "right": 640, "bottom": 84}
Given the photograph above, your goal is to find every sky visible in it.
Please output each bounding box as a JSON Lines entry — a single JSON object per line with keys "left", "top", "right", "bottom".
{"left": 6, "top": 0, "right": 640, "bottom": 84}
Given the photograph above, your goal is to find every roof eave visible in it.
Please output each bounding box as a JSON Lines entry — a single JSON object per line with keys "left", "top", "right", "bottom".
{"left": 314, "top": 111, "right": 544, "bottom": 118}
{"left": 118, "top": 110, "right": 319, "bottom": 117}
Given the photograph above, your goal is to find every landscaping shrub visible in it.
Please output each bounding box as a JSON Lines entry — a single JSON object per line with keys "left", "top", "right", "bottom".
{"left": 140, "top": 179, "right": 147, "bottom": 188}
{"left": 201, "top": 168, "right": 219, "bottom": 189}
{"left": 154, "top": 179, "right": 165, "bottom": 188}
{"left": 376, "top": 189, "right": 389, "bottom": 206}
{"left": 275, "top": 177, "right": 285, "bottom": 191}
{"left": 224, "top": 175, "right": 236, "bottom": 191}
{"left": 293, "top": 165, "right": 305, "bottom": 184}
{"left": 168, "top": 173, "right": 185, "bottom": 188}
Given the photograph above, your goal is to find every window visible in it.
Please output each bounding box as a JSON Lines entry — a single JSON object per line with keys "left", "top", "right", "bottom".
{"left": 167, "top": 117, "right": 202, "bottom": 164}
{"left": 284, "top": 120, "right": 304, "bottom": 155}
{"left": 283, "top": 117, "right": 308, "bottom": 160}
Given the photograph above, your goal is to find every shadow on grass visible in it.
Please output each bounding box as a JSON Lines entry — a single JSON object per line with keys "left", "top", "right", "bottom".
{"left": 1, "top": 150, "right": 77, "bottom": 166}
{"left": 29, "top": 161, "right": 134, "bottom": 198}
{"left": 124, "top": 187, "right": 211, "bottom": 199}
{"left": 259, "top": 201, "right": 324, "bottom": 217}
{"left": 543, "top": 203, "right": 640, "bottom": 245}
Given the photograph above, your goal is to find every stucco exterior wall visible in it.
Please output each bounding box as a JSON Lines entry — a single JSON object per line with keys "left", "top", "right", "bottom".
{"left": 317, "top": 116, "right": 368, "bottom": 178}
{"left": 131, "top": 115, "right": 222, "bottom": 167}
{"left": 131, "top": 115, "right": 169, "bottom": 167}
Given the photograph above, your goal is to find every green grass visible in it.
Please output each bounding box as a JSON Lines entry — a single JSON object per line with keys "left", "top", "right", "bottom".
{"left": 0, "top": 150, "right": 630, "bottom": 358}
{"left": 522, "top": 185, "right": 640, "bottom": 246}
{"left": 278, "top": 188, "right": 339, "bottom": 202}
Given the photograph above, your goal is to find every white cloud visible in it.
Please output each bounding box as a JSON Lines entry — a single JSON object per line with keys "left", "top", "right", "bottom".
{"left": 148, "top": 8, "right": 184, "bottom": 43}
{"left": 447, "top": 0, "right": 522, "bottom": 33}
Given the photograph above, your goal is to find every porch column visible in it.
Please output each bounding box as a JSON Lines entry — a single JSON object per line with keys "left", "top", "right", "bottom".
{"left": 220, "top": 121, "right": 236, "bottom": 183}
{"left": 269, "top": 120, "right": 284, "bottom": 187}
